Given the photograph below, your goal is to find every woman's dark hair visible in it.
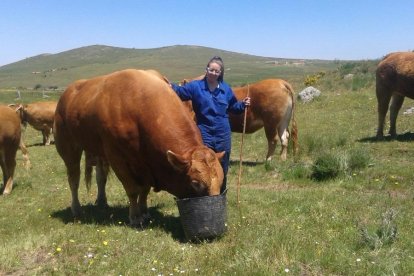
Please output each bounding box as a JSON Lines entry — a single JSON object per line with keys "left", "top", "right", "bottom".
{"left": 206, "top": 56, "right": 224, "bottom": 82}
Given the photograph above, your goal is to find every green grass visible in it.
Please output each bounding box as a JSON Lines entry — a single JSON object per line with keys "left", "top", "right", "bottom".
{"left": 1, "top": 62, "right": 414, "bottom": 275}
{"left": 0, "top": 45, "right": 339, "bottom": 90}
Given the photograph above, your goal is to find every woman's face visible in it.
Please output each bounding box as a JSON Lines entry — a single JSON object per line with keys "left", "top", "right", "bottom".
{"left": 206, "top": 62, "right": 222, "bottom": 82}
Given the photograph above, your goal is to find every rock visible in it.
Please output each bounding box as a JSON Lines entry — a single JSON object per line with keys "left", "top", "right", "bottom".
{"left": 298, "top": 86, "right": 321, "bottom": 103}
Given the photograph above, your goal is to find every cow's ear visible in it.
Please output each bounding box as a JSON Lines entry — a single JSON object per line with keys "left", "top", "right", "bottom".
{"left": 7, "top": 104, "right": 21, "bottom": 113}
{"left": 167, "top": 150, "right": 189, "bottom": 172}
{"left": 216, "top": 151, "right": 225, "bottom": 161}
{"left": 16, "top": 104, "right": 23, "bottom": 112}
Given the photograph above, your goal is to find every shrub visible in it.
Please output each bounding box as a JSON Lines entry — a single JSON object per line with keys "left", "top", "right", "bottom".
{"left": 358, "top": 208, "right": 398, "bottom": 250}
{"left": 348, "top": 148, "right": 370, "bottom": 171}
{"left": 304, "top": 71, "right": 326, "bottom": 86}
{"left": 311, "top": 152, "right": 341, "bottom": 181}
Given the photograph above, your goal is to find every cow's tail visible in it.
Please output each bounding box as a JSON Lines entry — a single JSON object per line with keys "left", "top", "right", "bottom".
{"left": 285, "top": 82, "right": 299, "bottom": 155}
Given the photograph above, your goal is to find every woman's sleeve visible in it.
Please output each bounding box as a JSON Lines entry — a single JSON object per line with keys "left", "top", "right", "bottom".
{"left": 227, "top": 87, "right": 245, "bottom": 114}
{"left": 171, "top": 82, "right": 192, "bottom": 101}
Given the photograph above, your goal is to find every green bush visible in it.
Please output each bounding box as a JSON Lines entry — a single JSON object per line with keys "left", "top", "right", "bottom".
{"left": 309, "top": 148, "right": 370, "bottom": 181}
{"left": 348, "top": 148, "right": 370, "bottom": 171}
{"left": 311, "top": 152, "right": 341, "bottom": 181}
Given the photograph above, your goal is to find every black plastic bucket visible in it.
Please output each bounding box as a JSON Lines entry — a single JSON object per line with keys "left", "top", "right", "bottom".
{"left": 176, "top": 189, "right": 227, "bottom": 241}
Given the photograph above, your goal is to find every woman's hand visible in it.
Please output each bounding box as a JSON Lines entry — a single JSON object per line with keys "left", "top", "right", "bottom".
{"left": 243, "top": 96, "right": 251, "bottom": 107}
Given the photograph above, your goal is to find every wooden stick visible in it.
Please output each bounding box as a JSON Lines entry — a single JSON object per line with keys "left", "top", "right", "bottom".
{"left": 237, "top": 84, "right": 249, "bottom": 206}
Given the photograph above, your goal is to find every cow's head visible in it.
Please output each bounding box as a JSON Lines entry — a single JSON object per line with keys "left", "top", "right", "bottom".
{"left": 167, "top": 147, "right": 225, "bottom": 196}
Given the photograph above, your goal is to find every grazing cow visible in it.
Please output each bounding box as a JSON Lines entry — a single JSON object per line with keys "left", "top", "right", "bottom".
{"left": 182, "top": 77, "right": 298, "bottom": 161}
{"left": 376, "top": 52, "right": 414, "bottom": 138}
{"left": 0, "top": 105, "right": 23, "bottom": 194}
{"left": 14, "top": 101, "right": 57, "bottom": 145}
{"left": 54, "top": 69, "right": 224, "bottom": 226}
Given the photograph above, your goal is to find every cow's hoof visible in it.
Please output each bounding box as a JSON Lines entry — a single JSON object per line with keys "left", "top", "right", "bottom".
{"left": 95, "top": 200, "right": 109, "bottom": 209}
{"left": 130, "top": 213, "right": 151, "bottom": 229}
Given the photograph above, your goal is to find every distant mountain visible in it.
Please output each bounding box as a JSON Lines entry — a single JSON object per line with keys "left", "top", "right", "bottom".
{"left": 0, "top": 44, "right": 335, "bottom": 89}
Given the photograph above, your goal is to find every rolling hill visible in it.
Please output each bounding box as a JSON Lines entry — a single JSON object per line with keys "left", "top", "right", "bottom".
{"left": 0, "top": 44, "right": 340, "bottom": 90}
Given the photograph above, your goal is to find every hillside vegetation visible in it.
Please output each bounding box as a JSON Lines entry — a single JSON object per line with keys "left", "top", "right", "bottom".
{"left": 1, "top": 44, "right": 350, "bottom": 91}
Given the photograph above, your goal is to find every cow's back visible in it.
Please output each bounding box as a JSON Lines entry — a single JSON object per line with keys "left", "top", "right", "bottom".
{"left": 23, "top": 101, "right": 57, "bottom": 127}
{"left": 231, "top": 79, "right": 293, "bottom": 133}
{"left": 56, "top": 69, "right": 201, "bottom": 158}
{"left": 377, "top": 52, "right": 414, "bottom": 98}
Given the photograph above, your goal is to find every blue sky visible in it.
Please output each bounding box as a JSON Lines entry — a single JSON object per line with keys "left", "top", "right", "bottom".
{"left": 1, "top": 0, "right": 413, "bottom": 66}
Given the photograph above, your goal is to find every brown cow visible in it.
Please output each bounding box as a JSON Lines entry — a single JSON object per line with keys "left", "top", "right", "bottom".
{"left": 15, "top": 101, "right": 57, "bottom": 145}
{"left": 0, "top": 105, "right": 24, "bottom": 194}
{"left": 376, "top": 52, "right": 414, "bottom": 138}
{"left": 182, "top": 77, "right": 298, "bottom": 161}
{"left": 54, "top": 69, "right": 224, "bottom": 226}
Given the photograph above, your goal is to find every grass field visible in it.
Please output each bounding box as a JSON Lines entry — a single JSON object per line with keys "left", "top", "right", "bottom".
{"left": 0, "top": 45, "right": 340, "bottom": 90}
{"left": 1, "top": 63, "right": 414, "bottom": 275}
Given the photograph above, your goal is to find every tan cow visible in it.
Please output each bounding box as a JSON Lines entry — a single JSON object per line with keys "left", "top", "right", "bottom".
{"left": 0, "top": 105, "right": 24, "bottom": 194}
{"left": 376, "top": 52, "right": 414, "bottom": 138}
{"left": 181, "top": 77, "right": 298, "bottom": 161}
{"left": 15, "top": 101, "right": 57, "bottom": 145}
{"left": 54, "top": 69, "right": 224, "bottom": 226}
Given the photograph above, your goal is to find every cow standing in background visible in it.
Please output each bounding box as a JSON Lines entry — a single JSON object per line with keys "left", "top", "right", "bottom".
{"left": 376, "top": 52, "right": 414, "bottom": 138}
{"left": 54, "top": 69, "right": 224, "bottom": 226}
{"left": 181, "top": 77, "right": 298, "bottom": 161}
{"left": 0, "top": 105, "right": 25, "bottom": 194}
{"left": 14, "top": 101, "right": 57, "bottom": 145}
{"left": 231, "top": 79, "right": 298, "bottom": 161}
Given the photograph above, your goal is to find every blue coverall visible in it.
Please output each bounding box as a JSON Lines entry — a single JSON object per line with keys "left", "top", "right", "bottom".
{"left": 171, "top": 78, "right": 246, "bottom": 192}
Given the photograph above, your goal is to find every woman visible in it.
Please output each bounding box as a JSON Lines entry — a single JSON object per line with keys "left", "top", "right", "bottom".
{"left": 171, "top": 56, "right": 250, "bottom": 193}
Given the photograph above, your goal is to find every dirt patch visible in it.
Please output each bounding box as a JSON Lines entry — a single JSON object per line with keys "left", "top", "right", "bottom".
{"left": 6, "top": 247, "right": 57, "bottom": 275}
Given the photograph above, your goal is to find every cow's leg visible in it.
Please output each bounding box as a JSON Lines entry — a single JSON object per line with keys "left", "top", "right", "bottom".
{"left": 137, "top": 184, "right": 151, "bottom": 222}
{"left": 19, "top": 138, "right": 31, "bottom": 169}
{"left": 278, "top": 130, "right": 290, "bottom": 161}
{"left": 278, "top": 119, "right": 290, "bottom": 161}
{"left": 67, "top": 157, "right": 82, "bottom": 218}
{"left": 0, "top": 155, "right": 8, "bottom": 193}
{"left": 95, "top": 158, "right": 109, "bottom": 208}
{"left": 389, "top": 94, "right": 405, "bottom": 137}
{"left": 125, "top": 183, "right": 151, "bottom": 227}
{"left": 264, "top": 123, "right": 278, "bottom": 162}
{"left": 42, "top": 129, "right": 51, "bottom": 146}
{"left": 116, "top": 179, "right": 150, "bottom": 227}
{"left": 58, "top": 145, "right": 82, "bottom": 217}
{"left": 376, "top": 84, "right": 392, "bottom": 138}
{"left": 2, "top": 148, "right": 17, "bottom": 195}
{"left": 110, "top": 159, "right": 152, "bottom": 226}
{"left": 54, "top": 118, "right": 83, "bottom": 218}
{"left": 104, "top": 143, "right": 154, "bottom": 226}
{"left": 278, "top": 107, "right": 294, "bottom": 161}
